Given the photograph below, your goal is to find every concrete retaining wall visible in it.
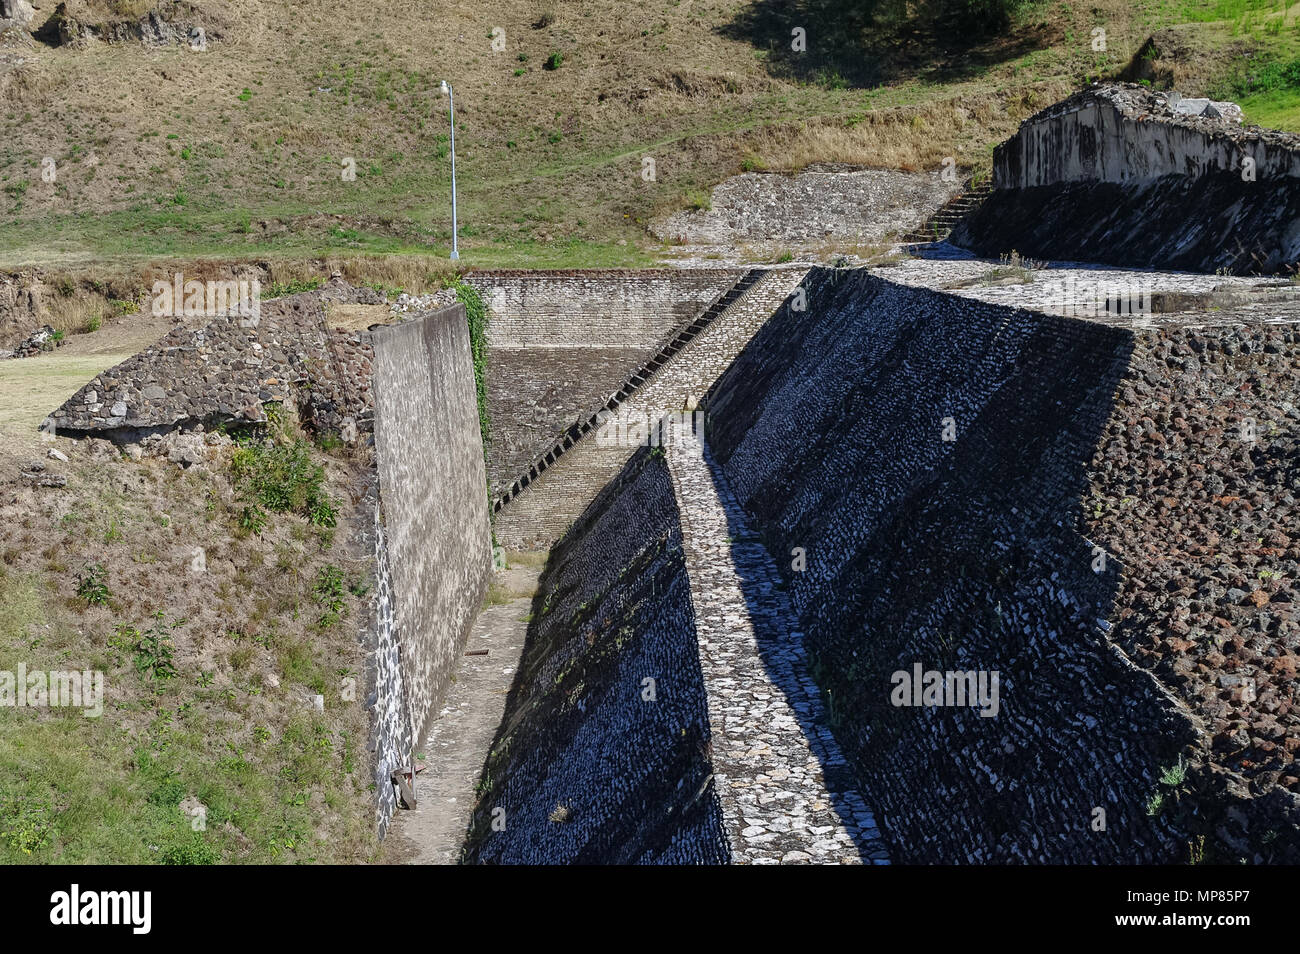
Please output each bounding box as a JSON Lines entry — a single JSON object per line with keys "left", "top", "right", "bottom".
{"left": 466, "top": 269, "right": 742, "bottom": 349}
{"left": 370, "top": 303, "right": 492, "bottom": 832}
{"left": 952, "top": 84, "right": 1300, "bottom": 273}
{"left": 471, "top": 269, "right": 743, "bottom": 496}
{"left": 492, "top": 268, "right": 807, "bottom": 550}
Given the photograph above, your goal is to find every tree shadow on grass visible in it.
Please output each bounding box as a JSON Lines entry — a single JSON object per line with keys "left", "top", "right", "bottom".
{"left": 716, "top": 0, "right": 1060, "bottom": 89}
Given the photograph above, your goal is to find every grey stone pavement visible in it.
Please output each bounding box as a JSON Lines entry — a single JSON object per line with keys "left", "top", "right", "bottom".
{"left": 380, "top": 565, "right": 538, "bottom": 864}
{"left": 665, "top": 421, "right": 890, "bottom": 864}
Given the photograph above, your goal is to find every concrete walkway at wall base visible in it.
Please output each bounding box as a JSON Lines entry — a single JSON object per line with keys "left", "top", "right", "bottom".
{"left": 380, "top": 566, "right": 538, "bottom": 864}
{"left": 665, "top": 423, "right": 890, "bottom": 864}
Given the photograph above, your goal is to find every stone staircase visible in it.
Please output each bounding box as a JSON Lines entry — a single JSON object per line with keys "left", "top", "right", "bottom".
{"left": 493, "top": 266, "right": 808, "bottom": 550}
{"left": 490, "top": 268, "right": 767, "bottom": 516}
{"left": 900, "top": 180, "right": 993, "bottom": 244}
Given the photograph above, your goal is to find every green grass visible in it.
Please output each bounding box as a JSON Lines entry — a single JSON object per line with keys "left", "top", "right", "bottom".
{"left": 1178, "top": 0, "right": 1286, "bottom": 22}
{"left": 0, "top": 559, "right": 373, "bottom": 863}
{"left": 1212, "top": 52, "right": 1300, "bottom": 130}
{"left": 229, "top": 420, "right": 339, "bottom": 533}
{"left": 0, "top": 0, "right": 1215, "bottom": 270}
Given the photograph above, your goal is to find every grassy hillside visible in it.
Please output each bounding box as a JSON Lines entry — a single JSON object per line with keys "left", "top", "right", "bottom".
{"left": 3, "top": 0, "right": 1291, "bottom": 272}
{"left": 0, "top": 400, "right": 378, "bottom": 863}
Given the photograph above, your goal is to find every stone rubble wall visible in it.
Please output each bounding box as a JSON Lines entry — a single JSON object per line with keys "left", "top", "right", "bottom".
{"left": 1080, "top": 323, "right": 1300, "bottom": 861}
{"left": 652, "top": 169, "right": 958, "bottom": 246}
{"left": 464, "top": 449, "right": 730, "bottom": 864}
{"left": 706, "top": 268, "right": 1200, "bottom": 863}
{"left": 0, "top": 272, "right": 46, "bottom": 351}
{"left": 45, "top": 280, "right": 383, "bottom": 443}
{"left": 357, "top": 481, "right": 409, "bottom": 838}
{"left": 370, "top": 303, "right": 492, "bottom": 796}
{"left": 468, "top": 268, "right": 743, "bottom": 495}
{"left": 952, "top": 83, "right": 1300, "bottom": 273}
{"left": 465, "top": 269, "right": 742, "bottom": 349}
{"left": 493, "top": 267, "right": 808, "bottom": 550}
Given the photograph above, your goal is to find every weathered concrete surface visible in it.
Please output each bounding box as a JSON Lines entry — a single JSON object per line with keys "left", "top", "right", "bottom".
{"left": 381, "top": 565, "right": 538, "bottom": 864}
{"left": 952, "top": 83, "right": 1300, "bottom": 273}
{"left": 371, "top": 303, "right": 492, "bottom": 832}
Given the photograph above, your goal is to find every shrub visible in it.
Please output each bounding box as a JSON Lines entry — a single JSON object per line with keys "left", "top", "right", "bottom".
{"left": 117, "top": 612, "right": 181, "bottom": 682}
{"left": 453, "top": 282, "right": 491, "bottom": 451}
{"left": 75, "top": 563, "right": 111, "bottom": 607}
{"left": 544, "top": 50, "right": 563, "bottom": 70}
{"left": 230, "top": 438, "right": 337, "bottom": 531}
{"left": 160, "top": 834, "right": 219, "bottom": 865}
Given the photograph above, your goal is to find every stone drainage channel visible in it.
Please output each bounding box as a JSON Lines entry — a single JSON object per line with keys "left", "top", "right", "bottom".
{"left": 665, "top": 419, "right": 890, "bottom": 864}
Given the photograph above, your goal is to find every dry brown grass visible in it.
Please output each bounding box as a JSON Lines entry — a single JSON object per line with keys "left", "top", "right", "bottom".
{"left": 744, "top": 83, "right": 1070, "bottom": 177}
{"left": 0, "top": 0, "right": 1206, "bottom": 268}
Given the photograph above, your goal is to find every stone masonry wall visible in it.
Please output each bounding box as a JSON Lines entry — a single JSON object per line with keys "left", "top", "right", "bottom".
{"left": 45, "top": 280, "right": 383, "bottom": 442}
{"left": 463, "top": 449, "right": 729, "bottom": 864}
{"left": 471, "top": 269, "right": 743, "bottom": 496}
{"left": 466, "top": 269, "right": 742, "bottom": 349}
{"left": 370, "top": 304, "right": 492, "bottom": 803}
{"left": 952, "top": 83, "right": 1300, "bottom": 273}
{"left": 706, "top": 268, "right": 1199, "bottom": 863}
{"left": 493, "top": 268, "right": 808, "bottom": 550}
{"left": 1079, "top": 323, "right": 1300, "bottom": 861}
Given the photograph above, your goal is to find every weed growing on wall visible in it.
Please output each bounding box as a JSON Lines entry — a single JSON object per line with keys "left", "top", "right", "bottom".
{"left": 453, "top": 281, "right": 492, "bottom": 454}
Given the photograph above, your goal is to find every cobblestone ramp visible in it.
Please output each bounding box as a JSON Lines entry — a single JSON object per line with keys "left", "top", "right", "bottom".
{"left": 666, "top": 421, "right": 890, "bottom": 864}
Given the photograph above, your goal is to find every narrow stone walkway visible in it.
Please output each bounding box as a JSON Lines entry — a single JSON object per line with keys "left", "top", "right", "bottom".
{"left": 380, "top": 565, "right": 539, "bottom": 864}
{"left": 665, "top": 422, "right": 890, "bottom": 865}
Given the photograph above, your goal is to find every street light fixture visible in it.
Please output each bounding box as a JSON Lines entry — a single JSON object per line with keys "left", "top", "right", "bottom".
{"left": 440, "top": 80, "right": 459, "bottom": 261}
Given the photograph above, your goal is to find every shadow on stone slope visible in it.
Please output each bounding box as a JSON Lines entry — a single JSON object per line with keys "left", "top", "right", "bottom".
{"left": 703, "top": 267, "right": 1201, "bottom": 863}
{"left": 460, "top": 449, "right": 728, "bottom": 864}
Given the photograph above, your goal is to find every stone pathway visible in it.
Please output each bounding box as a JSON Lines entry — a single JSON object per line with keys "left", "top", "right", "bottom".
{"left": 665, "top": 421, "right": 890, "bottom": 865}
{"left": 380, "top": 565, "right": 538, "bottom": 864}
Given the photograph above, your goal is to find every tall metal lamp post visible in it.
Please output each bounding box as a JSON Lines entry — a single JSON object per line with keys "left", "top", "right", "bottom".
{"left": 440, "top": 79, "right": 460, "bottom": 261}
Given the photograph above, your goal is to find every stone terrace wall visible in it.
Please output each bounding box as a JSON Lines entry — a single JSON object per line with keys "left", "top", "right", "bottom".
{"left": 463, "top": 450, "right": 729, "bottom": 864}
{"left": 45, "top": 280, "right": 383, "bottom": 442}
{"left": 706, "top": 269, "right": 1198, "bottom": 863}
{"left": 493, "top": 268, "right": 806, "bottom": 550}
{"left": 952, "top": 83, "right": 1300, "bottom": 273}
{"left": 465, "top": 269, "right": 742, "bottom": 349}
{"left": 469, "top": 269, "right": 743, "bottom": 496}
{"left": 370, "top": 304, "right": 492, "bottom": 816}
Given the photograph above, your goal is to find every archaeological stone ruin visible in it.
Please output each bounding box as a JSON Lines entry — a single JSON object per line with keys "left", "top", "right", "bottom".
{"left": 24, "top": 83, "right": 1300, "bottom": 865}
